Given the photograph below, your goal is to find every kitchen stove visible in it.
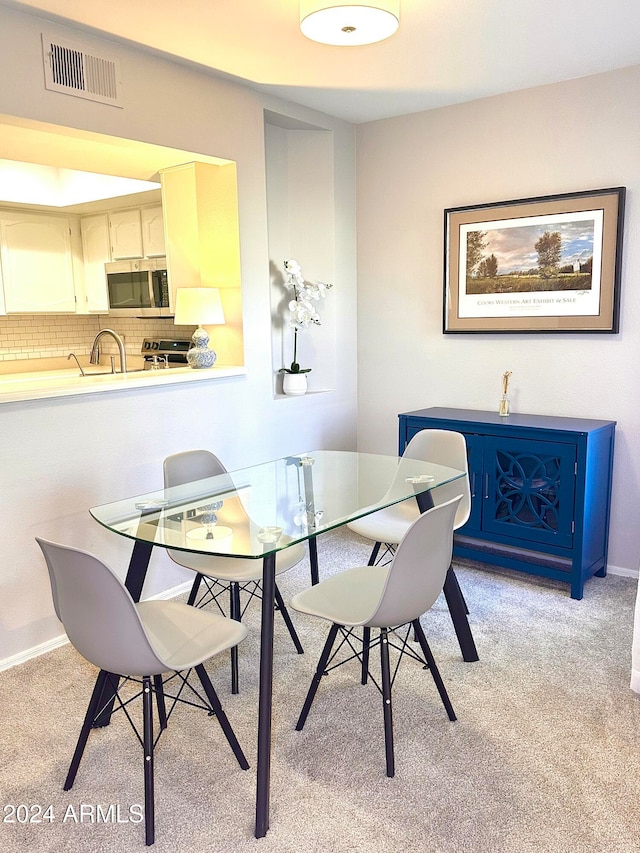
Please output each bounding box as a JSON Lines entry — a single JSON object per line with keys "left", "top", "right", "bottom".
{"left": 141, "top": 338, "right": 190, "bottom": 368}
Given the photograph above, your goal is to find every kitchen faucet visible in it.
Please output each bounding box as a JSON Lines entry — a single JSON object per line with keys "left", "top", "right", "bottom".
{"left": 67, "top": 352, "right": 85, "bottom": 376}
{"left": 89, "top": 329, "right": 127, "bottom": 374}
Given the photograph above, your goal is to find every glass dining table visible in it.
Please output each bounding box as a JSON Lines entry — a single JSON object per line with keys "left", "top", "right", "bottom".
{"left": 90, "top": 449, "right": 478, "bottom": 838}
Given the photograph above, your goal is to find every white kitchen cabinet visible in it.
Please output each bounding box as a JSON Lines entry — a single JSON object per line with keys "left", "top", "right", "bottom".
{"left": 0, "top": 212, "right": 76, "bottom": 313}
{"left": 109, "top": 208, "right": 143, "bottom": 259}
{"left": 0, "top": 254, "right": 5, "bottom": 314}
{"left": 141, "top": 206, "right": 165, "bottom": 257}
{"left": 80, "top": 214, "right": 110, "bottom": 312}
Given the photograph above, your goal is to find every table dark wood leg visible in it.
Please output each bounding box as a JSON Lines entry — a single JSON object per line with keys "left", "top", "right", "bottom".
{"left": 93, "top": 539, "right": 154, "bottom": 727}
{"left": 442, "top": 566, "right": 479, "bottom": 662}
{"left": 415, "top": 491, "right": 435, "bottom": 513}
{"left": 309, "top": 535, "right": 319, "bottom": 585}
{"left": 255, "top": 552, "right": 276, "bottom": 838}
{"left": 124, "top": 540, "right": 154, "bottom": 599}
{"left": 415, "top": 491, "right": 478, "bottom": 663}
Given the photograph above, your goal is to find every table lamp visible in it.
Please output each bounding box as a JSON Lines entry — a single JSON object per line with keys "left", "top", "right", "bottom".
{"left": 174, "top": 287, "right": 225, "bottom": 369}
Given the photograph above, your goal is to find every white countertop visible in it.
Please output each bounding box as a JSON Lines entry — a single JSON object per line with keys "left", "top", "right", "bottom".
{"left": 0, "top": 364, "right": 247, "bottom": 404}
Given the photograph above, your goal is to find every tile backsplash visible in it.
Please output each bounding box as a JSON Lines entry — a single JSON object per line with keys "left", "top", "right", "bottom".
{"left": 0, "top": 314, "right": 194, "bottom": 362}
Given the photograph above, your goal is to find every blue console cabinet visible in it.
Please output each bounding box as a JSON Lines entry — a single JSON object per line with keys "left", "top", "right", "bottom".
{"left": 398, "top": 407, "right": 616, "bottom": 599}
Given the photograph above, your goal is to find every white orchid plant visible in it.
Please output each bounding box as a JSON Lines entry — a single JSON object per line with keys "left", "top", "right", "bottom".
{"left": 279, "top": 259, "right": 332, "bottom": 374}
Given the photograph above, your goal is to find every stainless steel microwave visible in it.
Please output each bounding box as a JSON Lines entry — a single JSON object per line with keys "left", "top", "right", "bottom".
{"left": 106, "top": 258, "right": 172, "bottom": 317}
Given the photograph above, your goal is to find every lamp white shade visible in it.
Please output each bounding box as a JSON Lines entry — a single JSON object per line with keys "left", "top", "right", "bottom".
{"left": 174, "top": 287, "right": 225, "bottom": 326}
{"left": 300, "top": 1, "right": 399, "bottom": 46}
{"left": 174, "top": 287, "right": 225, "bottom": 369}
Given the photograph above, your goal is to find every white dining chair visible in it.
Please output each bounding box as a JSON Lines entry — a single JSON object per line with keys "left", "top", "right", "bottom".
{"left": 164, "top": 449, "right": 305, "bottom": 693}
{"left": 347, "top": 429, "right": 472, "bottom": 671}
{"left": 347, "top": 428, "right": 471, "bottom": 560}
{"left": 36, "top": 537, "right": 249, "bottom": 846}
{"left": 290, "top": 495, "right": 462, "bottom": 778}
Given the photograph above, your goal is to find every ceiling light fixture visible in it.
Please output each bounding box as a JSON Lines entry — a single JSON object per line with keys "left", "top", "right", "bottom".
{"left": 300, "top": 1, "right": 400, "bottom": 46}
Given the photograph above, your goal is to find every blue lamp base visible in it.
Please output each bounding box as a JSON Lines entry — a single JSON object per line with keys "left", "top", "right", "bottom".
{"left": 187, "top": 326, "right": 217, "bottom": 369}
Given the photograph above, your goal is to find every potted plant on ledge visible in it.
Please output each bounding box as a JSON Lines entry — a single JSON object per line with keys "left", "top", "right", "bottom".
{"left": 279, "top": 259, "right": 332, "bottom": 396}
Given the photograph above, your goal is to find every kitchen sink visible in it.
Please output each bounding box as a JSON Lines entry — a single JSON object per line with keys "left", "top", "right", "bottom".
{"left": 80, "top": 368, "right": 148, "bottom": 377}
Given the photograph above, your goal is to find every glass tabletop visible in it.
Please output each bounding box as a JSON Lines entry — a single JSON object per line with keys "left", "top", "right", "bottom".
{"left": 90, "top": 450, "right": 465, "bottom": 559}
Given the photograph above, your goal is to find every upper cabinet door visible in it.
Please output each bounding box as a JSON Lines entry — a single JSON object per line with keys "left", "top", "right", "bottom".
{"left": 80, "top": 214, "right": 111, "bottom": 312}
{"left": 0, "top": 213, "right": 76, "bottom": 313}
{"left": 141, "top": 206, "right": 165, "bottom": 257}
{"left": 109, "top": 209, "right": 143, "bottom": 259}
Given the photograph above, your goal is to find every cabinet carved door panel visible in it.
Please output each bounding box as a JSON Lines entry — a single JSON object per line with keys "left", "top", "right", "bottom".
{"left": 141, "top": 207, "right": 165, "bottom": 257}
{"left": 80, "top": 214, "right": 110, "bottom": 312}
{"left": 0, "top": 213, "right": 76, "bottom": 312}
{"left": 482, "top": 437, "right": 576, "bottom": 549}
{"left": 109, "top": 209, "right": 143, "bottom": 260}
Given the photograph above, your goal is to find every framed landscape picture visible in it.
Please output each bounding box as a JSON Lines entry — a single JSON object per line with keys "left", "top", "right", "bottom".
{"left": 443, "top": 187, "right": 625, "bottom": 333}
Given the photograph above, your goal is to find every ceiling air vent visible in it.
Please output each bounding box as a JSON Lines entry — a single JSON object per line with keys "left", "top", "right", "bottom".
{"left": 41, "top": 32, "right": 123, "bottom": 107}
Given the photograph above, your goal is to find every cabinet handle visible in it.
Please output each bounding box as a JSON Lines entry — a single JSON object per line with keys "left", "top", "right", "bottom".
{"left": 470, "top": 472, "right": 476, "bottom": 497}
{"left": 484, "top": 473, "right": 489, "bottom": 499}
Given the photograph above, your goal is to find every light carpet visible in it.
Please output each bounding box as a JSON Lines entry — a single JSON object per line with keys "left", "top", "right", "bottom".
{"left": 1, "top": 528, "right": 639, "bottom": 853}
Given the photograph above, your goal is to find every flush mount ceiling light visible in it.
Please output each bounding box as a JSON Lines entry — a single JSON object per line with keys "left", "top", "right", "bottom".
{"left": 300, "top": 1, "right": 400, "bottom": 46}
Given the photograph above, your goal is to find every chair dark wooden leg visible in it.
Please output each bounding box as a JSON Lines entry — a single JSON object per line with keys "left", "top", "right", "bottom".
{"left": 274, "top": 584, "right": 304, "bottom": 654}
{"left": 412, "top": 619, "right": 456, "bottom": 721}
{"left": 368, "top": 541, "right": 381, "bottom": 565}
{"left": 379, "top": 628, "right": 395, "bottom": 778}
{"left": 187, "top": 573, "right": 204, "bottom": 606}
{"left": 230, "top": 582, "right": 241, "bottom": 694}
{"left": 142, "top": 676, "right": 155, "bottom": 846}
{"left": 91, "top": 672, "right": 120, "bottom": 728}
{"left": 64, "top": 669, "right": 111, "bottom": 790}
{"left": 153, "top": 675, "right": 167, "bottom": 730}
{"left": 361, "top": 627, "right": 371, "bottom": 685}
{"left": 195, "top": 663, "right": 249, "bottom": 770}
{"left": 296, "top": 623, "right": 340, "bottom": 731}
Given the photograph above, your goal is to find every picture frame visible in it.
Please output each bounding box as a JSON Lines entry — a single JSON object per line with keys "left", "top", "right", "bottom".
{"left": 443, "top": 187, "right": 625, "bottom": 333}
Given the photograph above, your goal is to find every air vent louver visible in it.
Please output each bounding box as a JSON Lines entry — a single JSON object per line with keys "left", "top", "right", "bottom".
{"left": 42, "top": 32, "right": 123, "bottom": 107}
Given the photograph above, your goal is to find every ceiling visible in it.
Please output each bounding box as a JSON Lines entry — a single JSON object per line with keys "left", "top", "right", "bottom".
{"left": 5, "top": 0, "right": 640, "bottom": 123}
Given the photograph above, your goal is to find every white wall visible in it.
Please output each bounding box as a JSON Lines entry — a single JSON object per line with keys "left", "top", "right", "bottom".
{"left": 0, "top": 6, "right": 356, "bottom": 665}
{"left": 266, "top": 122, "right": 338, "bottom": 394}
{"left": 356, "top": 65, "right": 640, "bottom": 576}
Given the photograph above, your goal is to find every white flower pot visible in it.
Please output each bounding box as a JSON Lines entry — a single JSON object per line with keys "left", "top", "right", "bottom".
{"left": 282, "top": 373, "right": 308, "bottom": 396}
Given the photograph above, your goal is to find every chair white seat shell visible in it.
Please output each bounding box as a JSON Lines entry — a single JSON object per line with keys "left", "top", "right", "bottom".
{"left": 36, "top": 537, "right": 249, "bottom": 846}
{"left": 291, "top": 495, "right": 462, "bottom": 777}
{"left": 164, "top": 449, "right": 305, "bottom": 693}
{"left": 348, "top": 429, "right": 471, "bottom": 545}
{"left": 292, "top": 564, "right": 388, "bottom": 627}
{"left": 136, "top": 600, "right": 247, "bottom": 671}
{"left": 166, "top": 537, "right": 305, "bottom": 582}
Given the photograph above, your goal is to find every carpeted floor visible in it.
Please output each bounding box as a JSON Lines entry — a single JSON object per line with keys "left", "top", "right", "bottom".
{"left": 1, "top": 527, "right": 639, "bottom": 853}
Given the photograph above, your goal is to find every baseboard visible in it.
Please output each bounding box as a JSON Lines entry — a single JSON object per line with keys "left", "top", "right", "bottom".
{"left": 0, "top": 579, "right": 194, "bottom": 673}
{"left": 0, "top": 633, "right": 70, "bottom": 673}
{"left": 149, "top": 579, "right": 194, "bottom": 600}
{"left": 607, "top": 564, "right": 639, "bottom": 580}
